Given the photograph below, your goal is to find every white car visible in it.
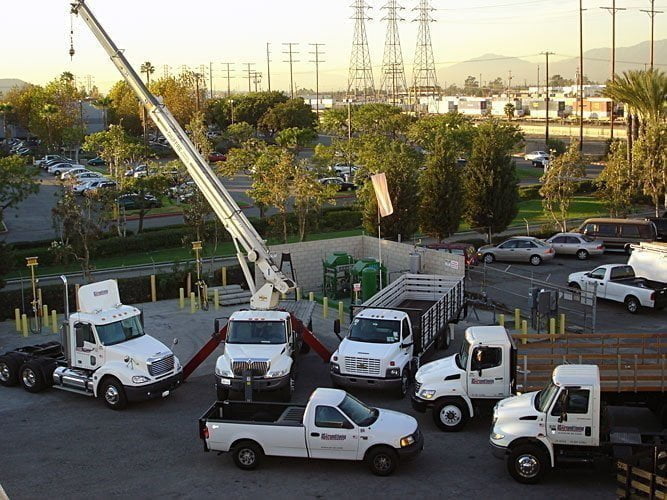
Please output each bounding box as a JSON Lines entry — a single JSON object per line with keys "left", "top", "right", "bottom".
{"left": 35, "top": 155, "right": 68, "bottom": 167}
{"left": 49, "top": 163, "right": 85, "bottom": 175}
{"left": 525, "top": 151, "right": 549, "bottom": 162}
{"left": 72, "top": 179, "right": 108, "bottom": 195}
{"left": 73, "top": 171, "right": 104, "bottom": 181}
{"left": 545, "top": 233, "right": 605, "bottom": 260}
{"left": 61, "top": 167, "right": 91, "bottom": 180}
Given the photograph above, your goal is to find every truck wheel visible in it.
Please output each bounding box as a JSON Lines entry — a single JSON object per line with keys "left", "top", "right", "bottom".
{"left": 625, "top": 296, "right": 640, "bottom": 314}
{"left": 396, "top": 370, "right": 410, "bottom": 399}
{"left": 529, "top": 255, "right": 542, "bottom": 266}
{"left": 483, "top": 253, "right": 495, "bottom": 264}
{"left": 366, "top": 446, "right": 398, "bottom": 476}
{"left": 19, "top": 361, "right": 46, "bottom": 393}
{"left": 99, "top": 377, "right": 128, "bottom": 410}
{"left": 568, "top": 282, "right": 581, "bottom": 290}
{"left": 433, "top": 398, "right": 468, "bottom": 432}
{"left": 279, "top": 372, "right": 295, "bottom": 402}
{"left": 0, "top": 355, "right": 19, "bottom": 387}
{"left": 232, "top": 441, "right": 262, "bottom": 470}
{"left": 576, "top": 249, "right": 589, "bottom": 260}
{"left": 217, "top": 386, "right": 229, "bottom": 401}
{"left": 507, "top": 444, "right": 550, "bottom": 484}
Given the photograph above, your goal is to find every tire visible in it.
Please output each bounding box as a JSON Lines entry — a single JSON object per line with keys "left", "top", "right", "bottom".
{"left": 0, "top": 355, "right": 20, "bottom": 387}
{"left": 625, "top": 296, "right": 640, "bottom": 314}
{"left": 99, "top": 377, "right": 128, "bottom": 410}
{"left": 217, "top": 386, "right": 229, "bottom": 401}
{"left": 279, "top": 372, "right": 295, "bottom": 402}
{"left": 433, "top": 398, "right": 468, "bottom": 432}
{"left": 529, "top": 255, "right": 542, "bottom": 266}
{"left": 232, "top": 441, "right": 262, "bottom": 470}
{"left": 19, "top": 361, "right": 46, "bottom": 393}
{"left": 507, "top": 444, "right": 550, "bottom": 484}
{"left": 576, "top": 249, "right": 589, "bottom": 260}
{"left": 483, "top": 253, "right": 495, "bottom": 264}
{"left": 396, "top": 369, "right": 410, "bottom": 399}
{"left": 569, "top": 282, "right": 581, "bottom": 290}
{"left": 366, "top": 446, "right": 398, "bottom": 476}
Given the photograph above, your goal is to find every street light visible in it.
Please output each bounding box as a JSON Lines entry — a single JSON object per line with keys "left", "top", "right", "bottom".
{"left": 229, "top": 99, "right": 235, "bottom": 125}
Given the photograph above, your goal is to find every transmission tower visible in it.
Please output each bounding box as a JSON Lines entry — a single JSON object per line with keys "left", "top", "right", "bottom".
{"left": 347, "top": 0, "right": 375, "bottom": 102}
{"left": 411, "top": 0, "right": 438, "bottom": 102}
{"left": 380, "top": 0, "right": 407, "bottom": 105}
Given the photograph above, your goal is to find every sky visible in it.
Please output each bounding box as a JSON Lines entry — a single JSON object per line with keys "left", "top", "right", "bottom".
{"left": 2, "top": 0, "right": 665, "bottom": 94}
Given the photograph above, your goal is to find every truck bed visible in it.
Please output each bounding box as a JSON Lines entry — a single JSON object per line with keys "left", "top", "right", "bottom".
{"left": 612, "top": 277, "right": 667, "bottom": 291}
{"left": 201, "top": 400, "right": 306, "bottom": 426}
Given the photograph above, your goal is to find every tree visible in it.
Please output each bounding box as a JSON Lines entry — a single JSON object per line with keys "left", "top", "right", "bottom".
{"left": 0, "top": 156, "right": 40, "bottom": 224}
{"left": 107, "top": 80, "right": 142, "bottom": 135}
{"left": 83, "top": 125, "right": 146, "bottom": 186}
{"left": 596, "top": 140, "right": 635, "bottom": 217}
{"left": 125, "top": 172, "right": 171, "bottom": 233}
{"left": 224, "top": 122, "right": 255, "bottom": 146}
{"left": 207, "top": 92, "right": 288, "bottom": 130}
{"left": 353, "top": 103, "right": 412, "bottom": 138}
{"left": 407, "top": 112, "right": 475, "bottom": 156}
{"left": 419, "top": 136, "right": 464, "bottom": 241}
{"left": 504, "top": 102, "right": 515, "bottom": 121}
{"left": 40, "top": 103, "right": 59, "bottom": 149}
{"left": 539, "top": 141, "right": 586, "bottom": 231}
{"left": 93, "top": 96, "right": 113, "bottom": 130}
{"left": 0, "top": 103, "right": 14, "bottom": 139}
{"left": 140, "top": 62, "right": 156, "bottom": 85}
{"left": 549, "top": 74, "right": 574, "bottom": 87}
{"left": 275, "top": 127, "right": 317, "bottom": 151}
{"left": 633, "top": 121, "right": 666, "bottom": 216}
{"left": 258, "top": 98, "right": 316, "bottom": 136}
{"left": 319, "top": 107, "right": 353, "bottom": 137}
{"left": 463, "top": 119, "right": 522, "bottom": 240}
{"left": 150, "top": 75, "right": 199, "bottom": 127}
{"left": 489, "top": 77, "right": 504, "bottom": 91}
{"left": 291, "top": 160, "right": 337, "bottom": 241}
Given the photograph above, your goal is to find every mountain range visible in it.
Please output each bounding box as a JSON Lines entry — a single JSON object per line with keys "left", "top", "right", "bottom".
{"left": 0, "top": 79, "right": 29, "bottom": 97}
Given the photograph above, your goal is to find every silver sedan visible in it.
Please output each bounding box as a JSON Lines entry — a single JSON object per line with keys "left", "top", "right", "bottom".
{"left": 545, "top": 233, "right": 605, "bottom": 260}
{"left": 477, "top": 236, "right": 556, "bottom": 266}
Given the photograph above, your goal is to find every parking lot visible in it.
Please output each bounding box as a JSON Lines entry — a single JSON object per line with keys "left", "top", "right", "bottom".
{"left": 0, "top": 298, "right": 646, "bottom": 499}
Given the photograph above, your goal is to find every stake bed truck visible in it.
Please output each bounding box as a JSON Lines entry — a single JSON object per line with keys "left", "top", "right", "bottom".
{"left": 199, "top": 388, "right": 423, "bottom": 476}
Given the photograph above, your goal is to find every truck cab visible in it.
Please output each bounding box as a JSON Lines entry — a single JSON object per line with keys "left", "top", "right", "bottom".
{"left": 412, "top": 326, "right": 517, "bottom": 431}
{"left": 490, "top": 365, "right": 602, "bottom": 484}
{"left": 214, "top": 310, "right": 301, "bottom": 401}
{"left": 330, "top": 308, "right": 415, "bottom": 398}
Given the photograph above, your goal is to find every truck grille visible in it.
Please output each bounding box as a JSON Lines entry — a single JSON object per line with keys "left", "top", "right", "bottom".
{"left": 232, "top": 360, "right": 269, "bottom": 376}
{"left": 344, "top": 356, "right": 381, "bottom": 376}
{"left": 148, "top": 354, "right": 174, "bottom": 376}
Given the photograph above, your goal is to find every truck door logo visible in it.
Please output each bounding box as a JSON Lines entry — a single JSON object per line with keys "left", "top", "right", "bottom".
{"left": 322, "top": 433, "right": 346, "bottom": 441}
{"left": 550, "top": 424, "right": 585, "bottom": 433}
{"left": 93, "top": 290, "right": 109, "bottom": 297}
{"left": 471, "top": 379, "right": 494, "bottom": 385}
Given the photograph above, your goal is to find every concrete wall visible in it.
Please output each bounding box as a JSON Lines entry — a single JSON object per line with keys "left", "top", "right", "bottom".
{"left": 256, "top": 235, "right": 464, "bottom": 294}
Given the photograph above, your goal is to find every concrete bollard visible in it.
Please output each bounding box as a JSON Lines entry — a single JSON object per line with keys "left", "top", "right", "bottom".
{"left": 14, "top": 308, "right": 21, "bottom": 332}
{"left": 150, "top": 275, "right": 157, "bottom": 302}
{"left": 559, "top": 314, "right": 566, "bottom": 335}
{"left": 214, "top": 288, "right": 219, "bottom": 310}
{"left": 309, "top": 292, "right": 314, "bottom": 302}
{"left": 75, "top": 284, "right": 80, "bottom": 311}
{"left": 338, "top": 301, "right": 344, "bottom": 322}
{"left": 296, "top": 287, "right": 302, "bottom": 301}
{"left": 179, "top": 288, "right": 185, "bottom": 309}
{"left": 521, "top": 320, "right": 528, "bottom": 345}
{"left": 21, "top": 314, "right": 28, "bottom": 337}
{"left": 323, "top": 297, "right": 328, "bottom": 318}
{"left": 51, "top": 310, "right": 58, "bottom": 334}
{"left": 281, "top": 292, "right": 286, "bottom": 300}
{"left": 515, "top": 308, "right": 521, "bottom": 331}
{"left": 38, "top": 288, "right": 43, "bottom": 307}
{"left": 190, "top": 292, "right": 196, "bottom": 313}
{"left": 186, "top": 273, "right": 192, "bottom": 298}
{"left": 498, "top": 314, "right": 505, "bottom": 327}
{"left": 42, "top": 304, "right": 48, "bottom": 321}
{"left": 549, "top": 317, "right": 556, "bottom": 337}
{"left": 222, "top": 267, "right": 227, "bottom": 287}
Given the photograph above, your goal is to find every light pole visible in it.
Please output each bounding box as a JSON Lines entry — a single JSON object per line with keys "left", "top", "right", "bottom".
{"left": 26, "top": 256, "right": 40, "bottom": 333}
{"left": 192, "top": 240, "right": 203, "bottom": 309}
{"left": 229, "top": 99, "right": 235, "bottom": 125}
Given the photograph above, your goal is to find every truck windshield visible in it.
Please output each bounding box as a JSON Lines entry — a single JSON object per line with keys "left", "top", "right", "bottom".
{"left": 348, "top": 318, "right": 400, "bottom": 344}
{"left": 226, "top": 321, "right": 286, "bottom": 344}
{"left": 456, "top": 339, "right": 470, "bottom": 370}
{"left": 338, "top": 394, "right": 378, "bottom": 427}
{"left": 535, "top": 381, "right": 560, "bottom": 413}
{"left": 96, "top": 316, "right": 144, "bottom": 346}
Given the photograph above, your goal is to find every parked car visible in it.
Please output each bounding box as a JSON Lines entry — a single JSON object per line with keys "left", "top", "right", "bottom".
{"left": 477, "top": 236, "right": 555, "bottom": 266}
{"left": 578, "top": 218, "right": 657, "bottom": 253}
{"left": 35, "top": 155, "right": 69, "bottom": 167}
{"left": 44, "top": 158, "right": 74, "bottom": 169}
{"left": 83, "top": 180, "right": 116, "bottom": 196}
{"left": 318, "top": 176, "right": 356, "bottom": 191}
{"left": 525, "top": 151, "right": 550, "bottom": 166}
{"left": 646, "top": 212, "right": 667, "bottom": 241}
{"left": 425, "top": 242, "right": 478, "bottom": 266}
{"left": 87, "top": 156, "right": 106, "bottom": 166}
{"left": 124, "top": 165, "right": 148, "bottom": 178}
{"left": 117, "top": 193, "right": 161, "bottom": 210}
{"left": 544, "top": 232, "right": 605, "bottom": 260}
{"left": 330, "top": 163, "right": 358, "bottom": 178}
{"left": 73, "top": 171, "right": 104, "bottom": 181}
{"left": 208, "top": 152, "right": 226, "bottom": 163}
{"left": 49, "top": 163, "right": 85, "bottom": 176}
{"left": 72, "top": 180, "right": 102, "bottom": 195}
{"left": 61, "top": 167, "right": 91, "bottom": 180}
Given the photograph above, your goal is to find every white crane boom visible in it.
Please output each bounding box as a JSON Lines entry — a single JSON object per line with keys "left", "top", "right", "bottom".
{"left": 70, "top": 0, "right": 294, "bottom": 310}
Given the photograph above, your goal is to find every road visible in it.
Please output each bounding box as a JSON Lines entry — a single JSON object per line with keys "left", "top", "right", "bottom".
{"left": 0, "top": 298, "right": 630, "bottom": 499}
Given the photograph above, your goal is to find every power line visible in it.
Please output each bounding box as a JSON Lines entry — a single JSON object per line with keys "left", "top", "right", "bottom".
{"left": 221, "top": 62, "right": 233, "bottom": 97}
{"left": 309, "top": 43, "right": 325, "bottom": 118}
{"left": 244, "top": 62, "right": 255, "bottom": 93}
{"left": 282, "top": 42, "right": 299, "bottom": 98}
{"left": 266, "top": 43, "right": 272, "bottom": 92}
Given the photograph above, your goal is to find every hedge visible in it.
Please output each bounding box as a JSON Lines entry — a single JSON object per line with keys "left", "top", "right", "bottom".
{"left": 519, "top": 180, "right": 597, "bottom": 201}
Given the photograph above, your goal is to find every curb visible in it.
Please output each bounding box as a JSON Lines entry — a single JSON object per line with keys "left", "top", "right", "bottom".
{"left": 123, "top": 204, "right": 255, "bottom": 221}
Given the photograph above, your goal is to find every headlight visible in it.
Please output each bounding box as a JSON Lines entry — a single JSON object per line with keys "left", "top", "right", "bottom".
{"left": 215, "top": 367, "right": 232, "bottom": 377}
{"left": 386, "top": 367, "right": 400, "bottom": 378}
{"left": 132, "top": 376, "right": 150, "bottom": 384}
{"left": 266, "top": 368, "right": 288, "bottom": 378}
{"left": 419, "top": 389, "right": 436, "bottom": 400}
{"left": 330, "top": 363, "right": 340, "bottom": 373}
{"left": 491, "top": 432, "right": 505, "bottom": 441}
{"left": 400, "top": 435, "right": 415, "bottom": 447}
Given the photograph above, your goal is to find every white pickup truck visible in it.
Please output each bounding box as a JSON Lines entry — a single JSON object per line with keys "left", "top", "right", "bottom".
{"left": 568, "top": 264, "right": 667, "bottom": 313}
{"left": 198, "top": 388, "right": 423, "bottom": 476}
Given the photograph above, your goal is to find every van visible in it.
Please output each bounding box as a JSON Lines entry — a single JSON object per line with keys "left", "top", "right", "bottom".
{"left": 578, "top": 218, "right": 657, "bottom": 253}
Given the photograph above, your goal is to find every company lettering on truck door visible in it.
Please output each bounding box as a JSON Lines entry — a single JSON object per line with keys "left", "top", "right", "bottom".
{"left": 546, "top": 385, "right": 596, "bottom": 446}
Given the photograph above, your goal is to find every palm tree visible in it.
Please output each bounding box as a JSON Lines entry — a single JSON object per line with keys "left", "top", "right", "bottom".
{"left": 41, "top": 104, "right": 59, "bottom": 149}
{"left": 93, "top": 96, "right": 113, "bottom": 129}
{"left": 0, "top": 102, "right": 14, "bottom": 140}
{"left": 140, "top": 62, "right": 155, "bottom": 143}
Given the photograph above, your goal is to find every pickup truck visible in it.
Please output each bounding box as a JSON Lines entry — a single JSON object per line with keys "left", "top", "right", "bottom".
{"left": 199, "top": 388, "right": 423, "bottom": 476}
{"left": 330, "top": 273, "right": 465, "bottom": 398}
{"left": 567, "top": 264, "right": 667, "bottom": 313}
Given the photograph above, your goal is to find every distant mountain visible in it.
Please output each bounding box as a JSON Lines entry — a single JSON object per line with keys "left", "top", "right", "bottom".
{"left": 438, "top": 40, "right": 666, "bottom": 88}
{"left": 0, "top": 79, "right": 29, "bottom": 97}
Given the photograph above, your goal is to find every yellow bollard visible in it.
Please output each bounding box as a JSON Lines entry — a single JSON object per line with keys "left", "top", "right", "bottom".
{"left": 498, "top": 314, "right": 505, "bottom": 327}
{"left": 21, "top": 314, "right": 28, "bottom": 337}
{"left": 309, "top": 291, "right": 314, "bottom": 302}
{"left": 42, "top": 304, "right": 48, "bottom": 320}
{"left": 38, "top": 288, "right": 43, "bottom": 307}
{"left": 296, "top": 287, "right": 302, "bottom": 301}
{"left": 549, "top": 317, "right": 556, "bottom": 337}
{"left": 214, "top": 288, "right": 219, "bottom": 310}
{"left": 323, "top": 297, "right": 328, "bottom": 318}
{"left": 559, "top": 313, "right": 566, "bottom": 335}
{"left": 515, "top": 308, "right": 521, "bottom": 331}
{"left": 338, "top": 301, "right": 344, "bottom": 322}
{"left": 190, "top": 292, "right": 196, "bottom": 313}
{"left": 150, "top": 275, "right": 157, "bottom": 302}
{"left": 75, "top": 284, "right": 80, "bottom": 311}
{"left": 179, "top": 288, "right": 185, "bottom": 309}
{"left": 222, "top": 267, "right": 227, "bottom": 287}
{"left": 51, "top": 310, "right": 58, "bottom": 334}
{"left": 281, "top": 292, "right": 286, "bottom": 300}
{"left": 14, "top": 308, "right": 21, "bottom": 332}
{"left": 521, "top": 320, "right": 528, "bottom": 345}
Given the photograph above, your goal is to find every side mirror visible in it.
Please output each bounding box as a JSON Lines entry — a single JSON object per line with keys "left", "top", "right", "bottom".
{"left": 584, "top": 272, "right": 591, "bottom": 278}
{"left": 401, "top": 341, "right": 413, "bottom": 349}
{"left": 333, "top": 319, "right": 342, "bottom": 341}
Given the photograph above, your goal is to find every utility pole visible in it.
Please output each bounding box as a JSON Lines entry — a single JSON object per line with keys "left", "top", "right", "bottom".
{"left": 251, "top": 71, "right": 262, "bottom": 92}
{"left": 266, "top": 42, "right": 272, "bottom": 92}
{"left": 579, "top": 0, "right": 585, "bottom": 150}
{"left": 221, "top": 63, "right": 233, "bottom": 97}
{"left": 379, "top": 0, "right": 407, "bottom": 106}
{"left": 245, "top": 63, "right": 255, "bottom": 93}
{"left": 411, "top": 0, "right": 438, "bottom": 109}
{"left": 193, "top": 72, "right": 202, "bottom": 112}
{"left": 640, "top": 0, "right": 664, "bottom": 70}
{"left": 162, "top": 64, "right": 171, "bottom": 78}
{"left": 601, "top": 2, "right": 626, "bottom": 139}
{"left": 209, "top": 62, "right": 214, "bottom": 99}
{"left": 309, "top": 43, "right": 325, "bottom": 120}
{"left": 348, "top": 0, "right": 375, "bottom": 102}
{"left": 507, "top": 69, "right": 513, "bottom": 98}
{"left": 282, "top": 43, "right": 299, "bottom": 98}
{"left": 541, "top": 51, "right": 554, "bottom": 146}
{"left": 537, "top": 65, "right": 540, "bottom": 96}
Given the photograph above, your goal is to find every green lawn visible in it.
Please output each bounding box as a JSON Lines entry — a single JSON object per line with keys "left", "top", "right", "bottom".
{"left": 515, "top": 165, "right": 543, "bottom": 181}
